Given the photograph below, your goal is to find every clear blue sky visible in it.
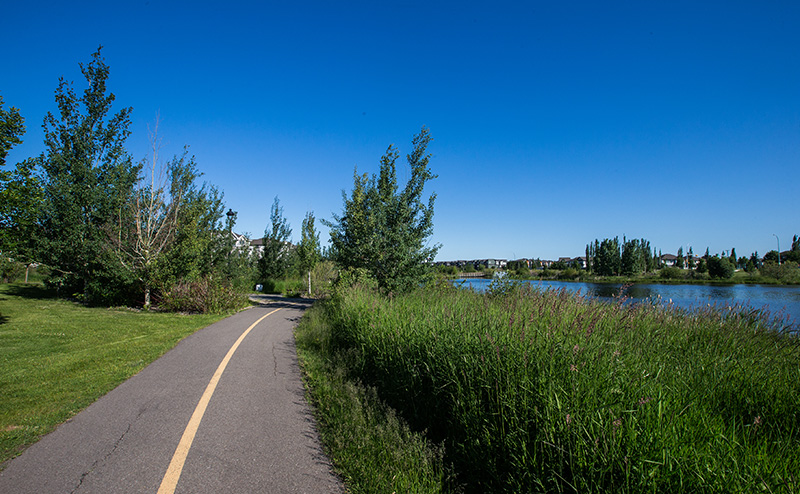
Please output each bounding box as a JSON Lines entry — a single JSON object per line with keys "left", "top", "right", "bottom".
{"left": 3, "top": 1, "right": 798, "bottom": 261}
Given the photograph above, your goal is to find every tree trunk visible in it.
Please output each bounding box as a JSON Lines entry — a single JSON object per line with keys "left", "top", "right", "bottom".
{"left": 144, "top": 285, "right": 151, "bottom": 310}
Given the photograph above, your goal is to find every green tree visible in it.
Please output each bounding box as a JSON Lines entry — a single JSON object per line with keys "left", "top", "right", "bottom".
{"left": 38, "top": 48, "right": 140, "bottom": 303}
{"left": 258, "top": 196, "right": 292, "bottom": 282}
{"left": 593, "top": 237, "right": 620, "bottom": 276}
{"left": 110, "top": 120, "right": 196, "bottom": 309}
{"left": 707, "top": 255, "right": 734, "bottom": 279}
{"left": 151, "top": 159, "right": 227, "bottom": 291}
{"left": 0, "top": 98, "right": 44, "bottom": 277}
{"left": 0, "top": 95, "right": 25, "bottom": 168}
{"left": 326, "top": 127, "right": 440, "bottom": 294}
{"left": 297, "top": 211, "right": 321, "bottom": 294}
{"left": 0, "top": 158, "right": 44, "bottom": 278}
{"left": 621, "top": 237, "right": 649, "bottom": 275}
{"left": 763, "top": 250, "right": 780, "bottom": 264}
{"left": 676, "top": 247, "right": 685, "bottom": 269}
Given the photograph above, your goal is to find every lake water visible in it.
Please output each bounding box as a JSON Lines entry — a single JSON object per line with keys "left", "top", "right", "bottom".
{"left": 454, "top": 278, "right": 800, "bottom": 330}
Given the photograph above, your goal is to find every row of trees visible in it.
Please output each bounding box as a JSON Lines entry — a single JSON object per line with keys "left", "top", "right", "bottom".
{"left": 0, "top": 49, "right": 257, "bottom": 307}
{"left": 1, "top": 48, "right": 441, "bottom": 306}
{"left": 582, "top": 236, "right": 799, "bottom": 280}
{"left": 585, "top": 237, "right": 657, "bottom": 276}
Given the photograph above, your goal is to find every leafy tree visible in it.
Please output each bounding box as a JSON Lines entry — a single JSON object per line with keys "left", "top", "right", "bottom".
{"left": 258, "top": 196, "right": 292, "bottom": 282}
{"left": 109, "top": 120, "right": 195, "bottom": 309}
{"left": 593, "top": 237, "right": 621, "bottom": 276}
{"left": 152, "top": 162, "right": 227, "bottom": 290}
{"left": 0, "top": 157, "right": 44, "bottom": 277}
{"left": 676, "top": 247, "right": 685, "bottom": 269}
{"left": 763, "top": 250, "right": 780, "bottom": 263}
{"left": 38, "top": 48, "right": 140, "bottom": 303}
{"left": 297, "top": 211, "right": 321, "bottom": 294}
{"left": 707, "top": 255, "right": 734, "bottom": 279}
{"left": 0, "top": 95, "right": 25, "bottom": 168}
{"left": 325, "top": 127, "right": 440, "bottom": 294}
{"left": 621, "top": 237, "right": 647, "bottom": 275}
{"left": 0, "top": 98, "right": 43, "bottom": 277}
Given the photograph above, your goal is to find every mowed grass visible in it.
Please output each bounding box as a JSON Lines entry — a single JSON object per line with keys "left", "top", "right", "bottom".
{"left": 0, "top": 283, "right": 226, "bottom": 464}
{"left": 299, "top": 281, "right": 800, "bottom": 493}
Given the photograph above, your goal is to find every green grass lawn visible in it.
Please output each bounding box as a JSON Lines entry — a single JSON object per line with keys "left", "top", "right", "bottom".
{"left": 0, "top": 283, "right": 226, "bottom": 465}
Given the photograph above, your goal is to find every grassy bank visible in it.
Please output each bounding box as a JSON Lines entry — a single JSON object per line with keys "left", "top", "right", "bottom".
{"left": 297, "top": 282, "right": 799, "bottom": 493}
{"left": 0, "top": 284, "right": 226, "bottom": 464}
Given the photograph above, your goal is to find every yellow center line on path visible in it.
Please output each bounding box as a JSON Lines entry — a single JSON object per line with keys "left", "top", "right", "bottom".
{"left": 157, "top": 307, "right": 282, "bottom": 494}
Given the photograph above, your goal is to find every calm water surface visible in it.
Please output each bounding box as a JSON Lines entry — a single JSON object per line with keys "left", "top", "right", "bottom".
{"left": 454, "top": 278, "right": 800, "bottom": 330}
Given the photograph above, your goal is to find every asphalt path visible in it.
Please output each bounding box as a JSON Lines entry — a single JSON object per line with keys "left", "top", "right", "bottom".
{"left": 0, "top": 296, "right": 343, "bottom": 493}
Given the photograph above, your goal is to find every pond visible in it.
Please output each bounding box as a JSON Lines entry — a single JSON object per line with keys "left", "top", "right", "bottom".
{"left": 454, "top": 278, "right": 800, "bottom": 330}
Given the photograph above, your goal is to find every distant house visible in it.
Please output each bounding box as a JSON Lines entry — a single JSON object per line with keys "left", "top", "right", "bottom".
{"left": 660, "top": 254, "right": 678, "bottom": 267}
{"left": 249, "top": 237, "right": 294, "bottom": 257}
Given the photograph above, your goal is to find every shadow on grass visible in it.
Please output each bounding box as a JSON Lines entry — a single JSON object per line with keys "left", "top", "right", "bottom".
{"left": 1, "top": 283, "right": 59, "bottom": 300}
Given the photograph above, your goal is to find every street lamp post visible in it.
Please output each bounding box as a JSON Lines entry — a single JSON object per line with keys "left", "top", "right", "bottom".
{"left": 226, "top": 209, "right": 236, "bottom": 272}
{"left": 773, "top": 234, "right": 781, "bottom": 265}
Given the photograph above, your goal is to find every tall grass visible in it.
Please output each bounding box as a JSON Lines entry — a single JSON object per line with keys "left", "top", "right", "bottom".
{"left": 321, "top": 281, "right": 800, "bottom": 492}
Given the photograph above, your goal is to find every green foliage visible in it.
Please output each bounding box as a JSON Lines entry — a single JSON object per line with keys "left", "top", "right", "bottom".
{"left": 593, "top": 237, "right": 621, "bottom": 276}
{"left": 310, "top": 260, "right": 338, "bottom": 298}
{"left": 326, "top": 127, "right": 440, "bottom": 294}
{"left": 38, "top": 48, "right": 140, "bottom": 304}
{"left": 0, "top": 158, "right": 43, "bottom": 264}
{"left": 294, "top": 304, "right": 450, "bottom": 493}
{"left": 620, "top": 237, "right": 650, "bottom": 275}
{"left": 322, "top": 285, "right": 800, "bottom": 493}
{"left": 0, "top": 258, "right": 25, "bottom": 283}
{"left": 707, "top": 255, "right": 735, "bottom": 279}
{"left": 0, "top": 95, "right": 25, "bottom": 168}
{"left": 759, "top": 262, "right": 800, "bottom": 284}
{"left": 158, "top": 275, "right": 248, "bottom": 313}
{"left": 258, "top": 196, "right": 293, "bottom": 282}
{"left": 659, "top": 267, "right": 685, "bottom": 280}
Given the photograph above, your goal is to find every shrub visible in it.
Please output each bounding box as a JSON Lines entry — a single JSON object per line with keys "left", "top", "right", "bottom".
{"left": 159, "top": 276, "right": 247, "bottom": 314}
{"left": 707, "top": 256, "right": 735, "bottom": 279}
{"left": 759, "top": 262, "right": 800, "bottom": 283}
{"left": 0, "top": 259, "right": 25, "bottom": 283}
{"left": 659, "top": 267, "right": 684, "bottom": 280}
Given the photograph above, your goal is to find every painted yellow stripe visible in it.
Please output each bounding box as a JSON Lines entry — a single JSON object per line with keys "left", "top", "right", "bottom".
{"left": 157, "top": 307, "right": 282, "bottom": 494}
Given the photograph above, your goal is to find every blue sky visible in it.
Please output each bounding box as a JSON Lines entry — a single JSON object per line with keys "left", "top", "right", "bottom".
{"left": 2, "top": 1, "right": 798, "bottom": 261}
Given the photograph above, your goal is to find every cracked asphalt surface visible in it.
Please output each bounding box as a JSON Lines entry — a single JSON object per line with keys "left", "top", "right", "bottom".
{"left": 0, "top": 296, "right": 343, "bottom": 493}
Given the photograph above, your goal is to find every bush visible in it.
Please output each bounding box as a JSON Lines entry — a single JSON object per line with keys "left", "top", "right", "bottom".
{"left": 759, "top": 262, "right": 800, "bottom": 283}
{"left": 707, "top": 256, "right": 735, "bottom": 279}
{"left": 0, "top": 259, "right": 25, "bottom": 283}
{"left": 310, "top": 261, "right": 337, "bottom": 298}
{"left": 558, "top": 267, "right": 580, "bottom": 280}
{"left": 159, "top": 276, "right": 248, "bottom": 314}
{"left": 659, "top": 267, "right": 684, "bottom": 280}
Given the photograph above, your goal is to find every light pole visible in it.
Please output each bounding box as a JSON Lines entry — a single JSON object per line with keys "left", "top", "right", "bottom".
{"left": 773, "top": 234, "right": 781, "bottom": 265}
{"left": 226, "top": 209, "right": 236, "bottom": 272}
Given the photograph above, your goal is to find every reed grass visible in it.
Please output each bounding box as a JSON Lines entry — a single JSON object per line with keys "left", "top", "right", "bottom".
{"left": 318, "top": 280, "right": 799, "bottom": 493}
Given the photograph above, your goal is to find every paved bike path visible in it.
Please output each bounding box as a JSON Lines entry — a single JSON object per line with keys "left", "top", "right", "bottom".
{"left": 0, "top": 297, "right": 343, "bottom": 493}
